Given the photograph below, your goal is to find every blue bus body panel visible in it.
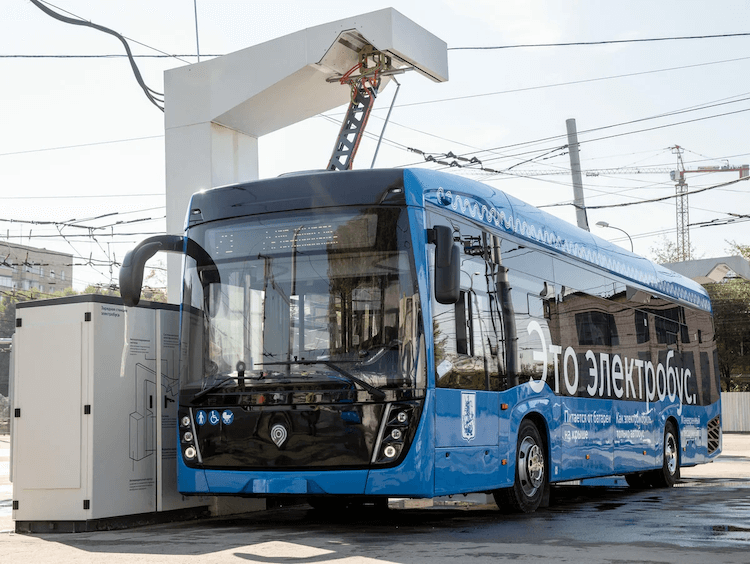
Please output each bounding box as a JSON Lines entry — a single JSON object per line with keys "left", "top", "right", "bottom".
{"left": 204, "top": 470, "right": 370, "bottom": 495}
{"left": 365, "top": 391, "right": 436, "bottom": 497}
{"left": 177, "top": 451, "right": 210, "bottom": 494}
{"left": 178, "top": 457, "right": 370, "bottom": 496}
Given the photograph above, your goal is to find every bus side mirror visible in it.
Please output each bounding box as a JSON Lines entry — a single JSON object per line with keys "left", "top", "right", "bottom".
{"left": 428, "top": 226, "right": 460, "bottom": 304}
{"left": 120, "top": 235, "right": 186, "bottom": 307}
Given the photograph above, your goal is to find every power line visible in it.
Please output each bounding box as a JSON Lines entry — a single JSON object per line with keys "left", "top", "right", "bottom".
{"left": 387, "top": 55, "right": 750, "bottom": 111}
{"left": 408, "top": 100, "right": 750, "bottom": 174}
{"left": 473, "top": 96, "right": 750, "bottom": 164}
{"left": 541, "top": 176, "right": 749, "bottom": 211}
{"left": 0, "top": 54, "right": 220, "bottom": 59}
{"left": 0, "top": 193, "right": 163, "bottom": 200}
{"left": 0, "top": 134, "right": 163, "bottom": 158}
{"left": 449, "top": 32, "right": 750, "bottom": 50}
{"left": 8, "top": 56, "right": 748, "bottom": 165}
{"left": 30, "top": 0, "right": 164, "bottom": 110}
{"left": 34, "top": 0, "right": 193, "bottom": 65}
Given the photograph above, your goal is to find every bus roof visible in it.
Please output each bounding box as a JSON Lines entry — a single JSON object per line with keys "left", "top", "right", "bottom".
{"left": 187, "top": 168, "right": 711, "bottom": 312}
{"left": 406, "top": 168, "right": 711, "bottom": 313}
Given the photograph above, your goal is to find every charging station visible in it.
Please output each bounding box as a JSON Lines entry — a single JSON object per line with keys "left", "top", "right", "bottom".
{"left": 10, "top": 295, "right": 207, "bottom": 532}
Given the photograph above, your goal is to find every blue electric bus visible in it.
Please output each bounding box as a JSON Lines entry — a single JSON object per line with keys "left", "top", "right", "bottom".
{"left": 120, "top": 168, "right": 722, "bottom": 513}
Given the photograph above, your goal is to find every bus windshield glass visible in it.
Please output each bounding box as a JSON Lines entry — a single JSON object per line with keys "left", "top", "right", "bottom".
{"left": 180, "top": 207, "right": 424, "bottom": 395}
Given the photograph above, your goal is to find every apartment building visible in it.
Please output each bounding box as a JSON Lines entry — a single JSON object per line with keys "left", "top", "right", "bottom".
{"left": 0, "top": 241, "right": 73, "bottom": 296}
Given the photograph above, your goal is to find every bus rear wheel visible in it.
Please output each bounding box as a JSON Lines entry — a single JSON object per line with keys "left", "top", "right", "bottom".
{"left": 494, "top": 419, "right": 547, "bottom": 513}
{"left": 649, "top": 421, "right": 680, "bottom": 488}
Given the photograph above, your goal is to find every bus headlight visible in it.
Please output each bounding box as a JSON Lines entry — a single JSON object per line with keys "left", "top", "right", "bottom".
{"left": 179, "top": 410, "right": 201, "bottom": 465}
{"left": 372, "top": 402, "right": 420, "bottom": 465}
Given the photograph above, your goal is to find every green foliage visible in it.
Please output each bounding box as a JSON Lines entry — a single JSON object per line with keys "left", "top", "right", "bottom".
{"left": 649, "top": 236, "right": 700, "bottom": 264}
{"left": 705, "top": 278, "right": 750, "bottom": 391}
{"left": 725, "top": 240, "right": 750, "bottom": 261}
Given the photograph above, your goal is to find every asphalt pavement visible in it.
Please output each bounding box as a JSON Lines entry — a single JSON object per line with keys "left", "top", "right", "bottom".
{"left": 1, "top": 433, "right": 748, "bottom": 562}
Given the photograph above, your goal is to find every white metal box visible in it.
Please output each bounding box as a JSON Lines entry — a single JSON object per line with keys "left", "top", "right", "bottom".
{"left": 10, "top": 295, "right": 206, "bottom": 530}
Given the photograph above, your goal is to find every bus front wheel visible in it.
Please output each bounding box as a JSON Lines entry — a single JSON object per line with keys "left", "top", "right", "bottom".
{"left": 494, "top": 419, "right": 547, "bottom": 513}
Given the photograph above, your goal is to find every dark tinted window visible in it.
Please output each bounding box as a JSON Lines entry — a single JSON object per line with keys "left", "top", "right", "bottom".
{"left": 428, "top": 212, "right": 507, "bottom": 391}
{"left": 575, "top": 311, "right": 619, "bottom": 347}
{"left": 635, "top": 309, "right": 650, "bottom": 343}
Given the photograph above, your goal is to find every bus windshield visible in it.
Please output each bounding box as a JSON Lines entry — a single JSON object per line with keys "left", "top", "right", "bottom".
{"left": 180, "top": 207, "right": 424, "bottom": 396}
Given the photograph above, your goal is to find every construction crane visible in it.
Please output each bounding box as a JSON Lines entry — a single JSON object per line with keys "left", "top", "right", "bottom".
{"left": 669, "top": 145, "right": 749, "bottom": 261}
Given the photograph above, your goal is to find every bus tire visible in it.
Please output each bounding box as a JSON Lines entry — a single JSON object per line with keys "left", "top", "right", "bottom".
{"left": 649, "top": 421, "right": 680, "bottom": 488}
{"left": 494, "top": 419, "right": 547, "bottom": 513}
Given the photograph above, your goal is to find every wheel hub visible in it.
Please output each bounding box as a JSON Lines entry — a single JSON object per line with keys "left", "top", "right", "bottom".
{"left": 519, "top": 437, "right": 545, "bottom": 496}
{"left": 665, "top": 432, "right": 678, "bottom": 475}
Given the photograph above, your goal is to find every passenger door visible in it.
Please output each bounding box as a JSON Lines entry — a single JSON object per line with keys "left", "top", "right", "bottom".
{"left": 429, "top": 218, "right": 502, "bottom": 495}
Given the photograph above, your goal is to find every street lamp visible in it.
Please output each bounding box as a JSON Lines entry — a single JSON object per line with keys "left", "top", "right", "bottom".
{"left": 595, "top": 221, "right": 634, "bottom": 253}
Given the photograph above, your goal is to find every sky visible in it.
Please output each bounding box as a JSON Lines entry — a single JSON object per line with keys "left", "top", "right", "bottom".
{"left": 3, "top": 0, "right": 750, "bottom": 291}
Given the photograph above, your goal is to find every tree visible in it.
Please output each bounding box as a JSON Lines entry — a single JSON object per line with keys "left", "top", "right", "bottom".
{"left": 704, "top": 278, "right": 750, "bottom": 391}
{"left": 726, "top": 240, "right": 750, "bottom": 261}
{"left": 649, "top": 236, "right": 700, "bottom": 264}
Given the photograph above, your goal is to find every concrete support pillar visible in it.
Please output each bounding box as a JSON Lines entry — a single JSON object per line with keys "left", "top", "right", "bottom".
{"left": 165, "top": 123, "right": 259, "bottom": 300}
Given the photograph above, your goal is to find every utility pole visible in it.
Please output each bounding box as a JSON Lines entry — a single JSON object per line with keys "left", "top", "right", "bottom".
{"left": 566, "top": 118, "right": 589, "bottom": 231}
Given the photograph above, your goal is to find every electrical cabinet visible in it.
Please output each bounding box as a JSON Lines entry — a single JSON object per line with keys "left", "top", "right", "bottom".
{"left": 10, "top": 295, "right": 207, "bottom": 531}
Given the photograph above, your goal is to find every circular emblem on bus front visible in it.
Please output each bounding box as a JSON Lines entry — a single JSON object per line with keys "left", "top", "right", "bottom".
{"left": 270, "top": 424, "right": 288, "bottom": 448}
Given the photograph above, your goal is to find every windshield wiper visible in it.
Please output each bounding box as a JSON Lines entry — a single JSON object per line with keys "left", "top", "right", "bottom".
{"left": 191, "top": 376, "right": 235, "bottom": 403}
{"left": 257, "top": 360, "right": 386, "bottom": 400}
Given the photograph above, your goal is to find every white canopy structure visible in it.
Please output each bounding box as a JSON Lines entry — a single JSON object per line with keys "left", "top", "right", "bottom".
{"left": 163, "top": 8, "right": 448, "bottom": 300}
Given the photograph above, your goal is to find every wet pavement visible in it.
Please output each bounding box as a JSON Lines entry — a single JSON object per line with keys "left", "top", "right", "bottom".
{"left": 1, "top": 433, "right": 749, "bottom": 563}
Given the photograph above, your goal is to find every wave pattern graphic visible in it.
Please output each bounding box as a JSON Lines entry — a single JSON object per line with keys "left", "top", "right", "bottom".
{"left": 433, "top": 187, "right": 711, "bottom": 311}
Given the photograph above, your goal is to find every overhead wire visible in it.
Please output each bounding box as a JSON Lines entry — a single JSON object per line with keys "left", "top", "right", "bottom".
{"left": 33, "top": 0, "right": 192, "bottom": 65}
{"left": 0, "top": 134, "right": 163, "bottom": 158}
{"left": 8, "top": 52, "right": 748, "bottom": 169}
{"left": 29, "top": 0, "right": 165, "bottom": 110}
{"left": 406, "top": 94, "right": 750, "bottom": 176}
{"left": 464, "top": 94, "right": 750, "bottom": 166}
{"left": 539, "top": 176, "right": 749, "bottom": 210}
{"left": 0, "top": 193, "right": 163, "bottom": 200}
{"left": 0, "top": 54, "right": 220, "bottom": 58}
{"left": 385, "top": 55, "right": 750, "bottom": 111}
{"left": 448, "top": 32, "right": 750, "bottom": 50}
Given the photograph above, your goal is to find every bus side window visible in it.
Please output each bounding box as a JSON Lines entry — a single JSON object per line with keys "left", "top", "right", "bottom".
{"left": 454, "top": 291, "right": 472, "bottom": 356}
{"left": 434, "top": 262, "right": 496, "bottom": 390}
{"left": 575, "top": 310, "right": 619, "bottom": 347}
{"left": 635, "top": 309, "right": 650, "bottom": 343}
{"left": 429, "top": 216, "right": 506, "bottom": 391}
